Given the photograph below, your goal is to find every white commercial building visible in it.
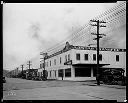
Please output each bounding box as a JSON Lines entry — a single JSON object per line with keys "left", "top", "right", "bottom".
{"left": 44, "top": 42, "right": 126, "bottom": 81}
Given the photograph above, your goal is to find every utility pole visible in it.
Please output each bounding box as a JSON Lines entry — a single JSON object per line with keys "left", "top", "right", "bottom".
{"left": 16, "top": 67, "right": 19, "bottom": 77}
{"left": 90, "top": 19, "right": 106, "bottom": 85}
{"left": 40, "top": 52, "right": 47, "bottom": 80}
{"left": 27, "top": 61, "right": 32, "bottom": 79}
{"left": 15, "top": 69, "right": 16, "bottom": 78}
{"left": 27, "top": 61, "right": 32, "bottom": 70}
{"left": 21, "top": 64, "right": 24, "bottom": 78}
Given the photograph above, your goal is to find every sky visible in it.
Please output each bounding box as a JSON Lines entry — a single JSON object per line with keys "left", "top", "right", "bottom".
{"left": 3, "top": 2, "right": 126, "bottom": 71}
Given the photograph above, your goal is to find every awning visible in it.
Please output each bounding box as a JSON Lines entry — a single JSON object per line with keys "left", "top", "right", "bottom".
{"left": 72, "top": 63, "right": 110, "bottom": 67}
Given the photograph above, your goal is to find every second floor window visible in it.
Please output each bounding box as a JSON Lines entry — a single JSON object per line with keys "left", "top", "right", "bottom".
{"left": 60, "top": 57, "right": 61, "bottom": 64}
{"left": 68, "top": 54, "right": 70, "bottom": 61}
{"left": 50, "top": 61, "right": 51, "bottom": 66}
{"left": 93, "top": 54, "right": 96, "bottom": 61}
{"left": 65, "top": 55, "right": 67, "bottom": 62}
{"left": 84, "top": 54, "right": 88, "bottom": 60}
{"left": 116, "top": 55, "right": 119, "bottom": 61}
{"left": 54, "top": 59, "right": 56, "bottom": 65}
{"left": 76, "top": 53, "right": 80, "bottom": 60}
{"left": 99, "top": 54, "right": 102, "bottom": 61}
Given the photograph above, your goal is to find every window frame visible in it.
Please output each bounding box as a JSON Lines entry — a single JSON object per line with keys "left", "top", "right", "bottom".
{"left": 68, "top": 54, "right": 70, "bottom": 61}
{"left": 84, "top": 54, "right": 88, "bottom": 61}
{"left": 93, "top": 54, "right": 96, "bottom": 61}
{"left": 65, "top": 68, "right": 71, "bottom": 77}
{"left": 50, "top": 61, "right": 51, "bottom": 66}
{"left": 116, "top": 55, "right": 119, "bottom": 62}
{"left": 54, "top": 59, "right": 56, "bottom": 65}
{"left": 99, "top": 54, "right": 102, "bottom": 61}
{"left": 76, "top": 53, "right": 80, "bottom": 60}
{"left": 60, "top": 57, "right": 61, "bottom": 64}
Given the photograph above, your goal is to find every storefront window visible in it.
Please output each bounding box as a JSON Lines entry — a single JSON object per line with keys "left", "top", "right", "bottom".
{"left": 75, "top": 67, "right": 91, "bottom": 77}
{"left": 55, "top": 70, "right": 56, "bottom": 77}
{"left": 58, "top": 69, "right": 63, "bottom": 77}
{"left": 65, "top": 68, "right": 71, "bottom": 77}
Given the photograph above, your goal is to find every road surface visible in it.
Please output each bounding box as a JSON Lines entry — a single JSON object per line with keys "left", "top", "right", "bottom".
{"left": 3, "top": 77, "right": 126, "bottom": 102}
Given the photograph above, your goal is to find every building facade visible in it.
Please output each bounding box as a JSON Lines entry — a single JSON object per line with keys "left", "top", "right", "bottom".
{"left": 44, "top": 42, "right": 126, "bottom": 81}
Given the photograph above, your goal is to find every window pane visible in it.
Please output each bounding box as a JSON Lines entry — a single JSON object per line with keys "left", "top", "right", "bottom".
{"left": 99, "top": 54, "right": 102, "bottom": 61}
{"left": 76, "top": 53, "right": 80, "bottom": 60}
{"left": 116, "top": 55, "right": 119, "bottom": 61}
{"left": 85, "top": 54, "right": 88, "bottom": 60}
{"left": 65, "top": 55, "right": 67, "bottom": 62}
{"left": 93, "top": 54, "right": 96, "bottom": 61}
{"left": 60, "top": 57, "right": 61, "bottom": 64}
{"left": 75, "top": 67, "right": 91, "bottom": 77}
{"left": 58, "top": 69, "right": 63, "bottom": 77}
{"left": 68, "top": 54, "right": 70, "bottom": 61}
{"left": 65, "top": 68, "right": 71, "bottom": 77}
{"left": 50, "top": 61, "right": 51, "bottom": 66}
{"left": 54, "top": 59, "right": 56, "bottom": 65}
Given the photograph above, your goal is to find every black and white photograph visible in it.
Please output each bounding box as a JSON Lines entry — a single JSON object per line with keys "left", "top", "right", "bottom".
{"left": 3, "top": 1, "right": 126, "bottom": 102}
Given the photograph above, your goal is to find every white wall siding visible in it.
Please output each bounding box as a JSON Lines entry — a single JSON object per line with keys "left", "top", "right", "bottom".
{"left": 45, "top": 46, "right": 126, "bottom": 80}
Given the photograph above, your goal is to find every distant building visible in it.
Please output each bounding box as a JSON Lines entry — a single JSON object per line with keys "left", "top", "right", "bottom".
{"left": 44, "top": 42, "right": 126, "bottom": 81}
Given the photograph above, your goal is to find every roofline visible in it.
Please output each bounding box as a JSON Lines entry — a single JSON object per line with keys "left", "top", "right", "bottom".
{"left": 45, "top": 45, "right": 126, "bottom": 60}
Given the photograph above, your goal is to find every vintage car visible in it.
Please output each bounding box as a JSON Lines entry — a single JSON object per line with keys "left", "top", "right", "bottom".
{"left": 100, "top": 68, "right": 125, "bottom": 85}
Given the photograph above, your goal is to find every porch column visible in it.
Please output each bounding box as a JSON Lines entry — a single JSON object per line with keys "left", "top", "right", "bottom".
{"left": 63, "top": 69, "right": 65, "bottom": 80}
{"left": 56, "top": 70, "right": 58, "bottom": 79}
{"left": 71, "top": 66, "right": 75, "bottom": 79}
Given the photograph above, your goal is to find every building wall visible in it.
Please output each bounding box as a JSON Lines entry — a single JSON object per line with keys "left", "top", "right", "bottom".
{"left": 45, "top": 48, "right": 126, "bottom": 80}
{"left": 103, "top": 51, "right": 126, "bottom": 76}
{"left": 46, "top": 50, "right": 73, "bottom": 79}
{"left": 72, "top": 49, "right": 125, "bottom": 68}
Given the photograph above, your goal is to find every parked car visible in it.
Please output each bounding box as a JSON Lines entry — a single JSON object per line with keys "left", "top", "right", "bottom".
{"left": 3, "top": 77, "right": 6, "bottom": 83}
{"left": 100, "top": 68, "right": 125, "bottom": 85}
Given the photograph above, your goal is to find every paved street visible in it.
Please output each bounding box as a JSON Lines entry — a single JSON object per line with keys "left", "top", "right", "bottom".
{"left": 3, "top": 77, "right": 126, "bottom": 102}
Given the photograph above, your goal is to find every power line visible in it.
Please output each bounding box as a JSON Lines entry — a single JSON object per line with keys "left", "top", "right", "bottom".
{"left": 43, "top": 2, "right": 125, "bottom": 55}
